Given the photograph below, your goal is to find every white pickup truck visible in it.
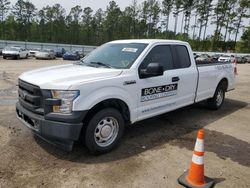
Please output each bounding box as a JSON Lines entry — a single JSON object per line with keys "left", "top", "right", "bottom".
{"left": 16, "top": 40, "right": 235, "bottom": 153}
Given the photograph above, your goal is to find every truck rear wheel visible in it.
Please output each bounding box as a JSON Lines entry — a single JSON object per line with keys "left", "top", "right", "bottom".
{"left": 207, "top": 83, "right": 225, "bottom": 110}
{"left": 85, "top": 108, "right": 125, "bottom": 154}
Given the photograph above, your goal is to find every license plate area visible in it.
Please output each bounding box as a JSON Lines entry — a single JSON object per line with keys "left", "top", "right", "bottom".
{"left": 16, "top": 109, "right": 39, "bottom": 131}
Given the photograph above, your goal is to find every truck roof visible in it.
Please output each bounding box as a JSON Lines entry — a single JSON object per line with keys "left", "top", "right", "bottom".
{"left": 109, "top": 39, "right": 189, "bottom": 45}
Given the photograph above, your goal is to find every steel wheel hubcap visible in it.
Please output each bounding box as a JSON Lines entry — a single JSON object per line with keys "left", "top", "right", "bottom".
{"left": 100, "top": 125, "right": 112, "bottom": 138}
{"left": 216, "top": 90, "right": 223, "bottom": 106}
{"left": 94, "top": 117, "right": 119, "bottom": 147}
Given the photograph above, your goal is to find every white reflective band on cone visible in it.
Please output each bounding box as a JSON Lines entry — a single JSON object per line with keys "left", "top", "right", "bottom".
{"left": 192, "top": 154, "right": 204, "bottom": 165}
{"left": 194, "top": 138, "right": 204, "bottom": 152}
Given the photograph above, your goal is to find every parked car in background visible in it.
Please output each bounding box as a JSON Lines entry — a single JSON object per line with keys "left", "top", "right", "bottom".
{"left": 36, "top": 49, "right": 55, "bottom": 60}
{"left": 243, "top": 55, "right": 250, "bottom": 63}
{"left": 55, "top": 48, "right": 66, "bottom": 57}
{"left": 0, "top": 48, "right": 3, "bottom": 56}
{"left": 193, "top": 53, "right": 199, "bottom": 60}
{"left": 218, "top": 55, "right": 234, "bottom": 63}
{"left": 63, "top": 51, "right": 81, "bottom": 61}
{"left": 29, "top": 48, "right": 40, "bottom": 57}
{"left": 235, "top": 56, "right": 247, "bottom": 64}
{"left": 196, "top": 54, "right": 212, "bottom": 62}
{"left": 211, "top": 54, "right": 221, "bottom": 61}
{"left": 2, "top": 46, "right": 29, "bottom": 59}
{"left": 77, "top": 50, "right": 85, "bottom": 58}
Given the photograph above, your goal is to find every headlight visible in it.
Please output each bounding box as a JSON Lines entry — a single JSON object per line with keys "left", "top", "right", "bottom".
{"left": 51, "top": 90, "right": 80, "bottom": 114}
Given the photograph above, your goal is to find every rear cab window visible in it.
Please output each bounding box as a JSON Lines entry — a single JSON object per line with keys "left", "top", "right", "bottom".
{"left": 171, "top": 45, "right": 191, "bottom": 69}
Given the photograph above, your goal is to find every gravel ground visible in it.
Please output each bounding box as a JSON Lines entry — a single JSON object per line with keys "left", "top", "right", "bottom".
{"left": 0, "top": 57, "right": 250, "bottom": 188}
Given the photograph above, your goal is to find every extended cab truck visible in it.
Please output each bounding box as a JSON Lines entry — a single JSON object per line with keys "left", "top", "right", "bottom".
{"left": 16, "top": 40, "right": 235, "bottom": 153}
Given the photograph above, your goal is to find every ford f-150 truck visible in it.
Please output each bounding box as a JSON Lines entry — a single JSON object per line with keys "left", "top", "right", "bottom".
{"left": 16, "top": 40, "right": 235, "bottom": 153}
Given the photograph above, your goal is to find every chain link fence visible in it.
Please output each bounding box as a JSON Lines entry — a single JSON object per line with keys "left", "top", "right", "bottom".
{"left": 0, "top": 40, "right": 97, "bottom": 56}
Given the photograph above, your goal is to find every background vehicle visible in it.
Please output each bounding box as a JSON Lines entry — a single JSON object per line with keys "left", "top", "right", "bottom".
{"left": 63, "top": 51, "right": 81, "bottom": 60}
{"left": 0, "top": 48, "right": 3, "bottom": 56}
{"left": 55, "top": 48, "right": 66, "bottom": 57}
{"left": 235, "top": 56, "right": 247, "bottom": 64}
{"left": 193, "top": 53, "right": 199, "bottom": 60}
{"left": 218, "top": 55, "right": 234, "bottom": 63}
{"left": 195, "top": 54, "right": 212, "bottom": 62}
{"left": 29, "top": 48, "right": 40, "bottom": 57}
{"left": 2, "top": 46, "right": 29, "bottom": 59}
{"left": 35, "top": 49, "right": 56, "bottom": 60}
{"left": 77, "top": 50, "right": 85, "bottom": 58}
{"left": 16, "top": 40, "right": 235, "bottom": 154}
{"left": 243, "top": 55, "right": 250, "bottom": 63}
{"left": 211, "top": 54, "right": 221, "bottom": 61}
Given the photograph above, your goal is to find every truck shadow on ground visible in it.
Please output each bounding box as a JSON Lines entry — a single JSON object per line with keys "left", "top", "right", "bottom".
{"left": 35, "top": 98, "right": 250, "bottom": 167}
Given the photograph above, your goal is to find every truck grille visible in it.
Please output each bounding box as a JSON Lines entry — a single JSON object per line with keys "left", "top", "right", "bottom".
{"left": 18, "top": 79, "right": 44, "bottom": 115}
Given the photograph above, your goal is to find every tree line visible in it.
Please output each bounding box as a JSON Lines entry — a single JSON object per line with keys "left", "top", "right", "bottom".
{"left": 0, "top": 0, "right": 249, "bottom": 52}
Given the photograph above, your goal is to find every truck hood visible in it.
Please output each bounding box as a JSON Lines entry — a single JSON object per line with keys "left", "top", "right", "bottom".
{"left": 19, "top": 64, "right": 123, "bottom": 89}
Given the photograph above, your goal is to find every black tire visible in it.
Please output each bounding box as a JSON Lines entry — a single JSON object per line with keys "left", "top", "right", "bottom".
{"left": 85, "top": 108, "right": 125, "bottom": 154}
{"left": 207, "top": 83, "right": 225, "bottom": 110}
{"left": 16, "top": 55, "right": 20, "bottom": 59}
{"left": 3, "top": 56, "right": 6, "bottom": 59}
{"left": 26, "top": 54, "right": 28, "bottom": 59}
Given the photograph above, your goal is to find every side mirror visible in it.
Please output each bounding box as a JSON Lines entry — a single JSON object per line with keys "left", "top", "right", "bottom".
{"left": 140, "top": 62, "right": 164, "bottom": 78}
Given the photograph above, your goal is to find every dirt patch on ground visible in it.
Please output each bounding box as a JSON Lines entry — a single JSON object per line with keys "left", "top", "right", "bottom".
{"left": 0, "top": 57, "right": 250, "bottom": 188}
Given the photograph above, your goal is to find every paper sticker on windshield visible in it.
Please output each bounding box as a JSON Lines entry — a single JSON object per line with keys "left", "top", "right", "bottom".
{"left": 141, "top": 84, "right": 178, "bottom": 102}
{"left": 122, "top": 48, "right": 138, "bottom": 53}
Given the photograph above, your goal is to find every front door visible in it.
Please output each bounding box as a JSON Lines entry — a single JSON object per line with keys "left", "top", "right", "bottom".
{"left": 136, "top": 44, "right": 197, "bottom": 121}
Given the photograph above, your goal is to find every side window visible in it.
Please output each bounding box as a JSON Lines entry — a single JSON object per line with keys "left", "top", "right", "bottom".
{"left": 140, "top": 45, "right": 174, "bottom": 71}
{"left": 172, "top": 45, "right": 191, "bottom": 68}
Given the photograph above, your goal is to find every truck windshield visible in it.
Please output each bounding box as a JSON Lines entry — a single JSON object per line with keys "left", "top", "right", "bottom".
{"left": 79, "top": 43, "right": 148, "bottom": 69}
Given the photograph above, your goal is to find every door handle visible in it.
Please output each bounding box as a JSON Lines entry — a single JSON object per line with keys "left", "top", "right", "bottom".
{"left": 172, "top": 76, "right": 180, "bottom": 82}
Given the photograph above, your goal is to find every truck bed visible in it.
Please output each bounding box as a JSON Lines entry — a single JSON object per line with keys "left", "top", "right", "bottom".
{"left": 195, "top": 60, "right": 235, "bottom": 103}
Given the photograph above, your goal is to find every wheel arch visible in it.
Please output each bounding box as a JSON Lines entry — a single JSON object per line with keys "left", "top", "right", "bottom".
{"left": 211, "top": 77, "right": 228, "bottom": 98}
{"left": 82, "top": 98, "right": 131, "bottom": 125}
{"left": 218, "top": 78, "right": 228, "bottom": 91}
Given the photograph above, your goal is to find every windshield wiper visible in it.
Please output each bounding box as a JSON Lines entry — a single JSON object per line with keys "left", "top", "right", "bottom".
{"left": 89, "top": 61, "right": 113, "bottom": 68}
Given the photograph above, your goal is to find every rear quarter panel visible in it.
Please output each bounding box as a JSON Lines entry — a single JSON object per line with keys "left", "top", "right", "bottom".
{"left": 196, "top": 63, "right": 235, "bottom": 102}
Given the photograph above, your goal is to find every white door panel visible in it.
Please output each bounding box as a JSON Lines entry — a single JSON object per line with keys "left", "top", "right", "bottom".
{"left": 136, "top": 44, "right": 197, "bottom": 121}
{"left": 137, "top": 71, "right": 179, "bottom": 121}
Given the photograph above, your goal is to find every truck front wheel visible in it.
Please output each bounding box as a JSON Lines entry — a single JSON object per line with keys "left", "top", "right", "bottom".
{"left": 85, "top": 108, "right": 125, "bottom": 154}
{"left": 207, "top": 84, "right": 225, "bottom": 110}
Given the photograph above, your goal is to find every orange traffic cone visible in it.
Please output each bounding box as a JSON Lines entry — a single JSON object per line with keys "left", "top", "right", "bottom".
{"left": 178, "top": 129, "right": 215, "bottom": 188}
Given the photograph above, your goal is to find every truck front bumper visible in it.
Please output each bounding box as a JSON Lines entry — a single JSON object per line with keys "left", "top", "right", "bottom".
{"left": 16, "top": 102, "right": 85, "bottom": 151}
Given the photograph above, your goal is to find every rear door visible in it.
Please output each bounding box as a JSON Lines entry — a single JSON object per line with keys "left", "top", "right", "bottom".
{"left": 136, "top": 44, "right": 197, "bottom": 121}
{"left": 170, "top": 45, "right": 198, "bottom": 107}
